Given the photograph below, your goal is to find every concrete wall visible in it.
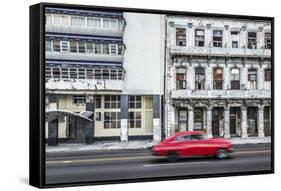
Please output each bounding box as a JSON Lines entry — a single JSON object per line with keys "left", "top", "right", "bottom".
{"left": 122, "top": 12, "right": 165, "bottom": 95}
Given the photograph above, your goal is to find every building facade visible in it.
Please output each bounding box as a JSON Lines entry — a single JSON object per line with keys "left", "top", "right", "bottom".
{"left": 45, "top": 8, "right": 165, "bottom": 144}
{"left": 165, "top": 16, "right": 272, "bottom": 138}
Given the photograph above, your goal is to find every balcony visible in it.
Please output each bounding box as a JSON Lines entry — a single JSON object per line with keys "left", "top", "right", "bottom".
{"left": 171, "top": 89, "right": 271, "bottom": 99}
{"left": 46, "top": 51, "right": 123, "bottom": 63}
{"left": 46, "top": 79, "right": 123, "bottom": 92}
{"left": 170, "top": 46, "right": 271, "bottom": 58}
{"left": 46, "top": 24, "right": 123, "bottom": 37}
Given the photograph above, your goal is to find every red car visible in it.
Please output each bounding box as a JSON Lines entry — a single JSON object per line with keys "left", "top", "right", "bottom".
{"left": 152, "top": 131, "right": 233, "bottom": 161}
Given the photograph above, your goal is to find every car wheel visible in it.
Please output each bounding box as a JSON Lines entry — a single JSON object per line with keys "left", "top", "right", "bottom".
{"left": 167, "top": 151, "right": 179, "bottom": 162}
{"left": 216, "top": 149, "right": 229, "bottom": 159}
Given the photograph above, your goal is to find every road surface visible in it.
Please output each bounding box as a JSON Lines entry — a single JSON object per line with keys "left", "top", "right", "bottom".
{"left": 45, "top": 144, "right": 272, "bottom": 184}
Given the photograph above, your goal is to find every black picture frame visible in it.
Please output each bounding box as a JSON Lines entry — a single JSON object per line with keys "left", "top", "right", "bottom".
{"left": 30, "top": 2, "right": 274, "bottom": 188}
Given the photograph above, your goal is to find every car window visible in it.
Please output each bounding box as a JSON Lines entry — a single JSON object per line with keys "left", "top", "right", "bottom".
{"left": 190, "top": 134, "right": 207, "bottom": 140}
{"left": 176, "top": 134, "right": 192, "bottom": 142}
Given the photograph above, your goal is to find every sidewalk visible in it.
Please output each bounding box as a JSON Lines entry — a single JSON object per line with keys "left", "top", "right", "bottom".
{"left": 46, "top": 137, "right": 271, "bottom": 154}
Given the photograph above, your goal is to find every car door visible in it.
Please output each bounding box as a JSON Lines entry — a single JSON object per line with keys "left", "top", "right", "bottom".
{"left": 186, "top": 134, "right": 212, "bottom": 156}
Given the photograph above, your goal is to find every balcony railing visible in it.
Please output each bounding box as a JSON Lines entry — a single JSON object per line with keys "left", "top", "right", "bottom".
{"left": 46, "top": 51, "right": 123, "bottom": 62}
{"left": 171, "top": 46, "right": 271, "bottom": 58}
{"left": 171, "top": 89, "right": 271, "bottom": 99}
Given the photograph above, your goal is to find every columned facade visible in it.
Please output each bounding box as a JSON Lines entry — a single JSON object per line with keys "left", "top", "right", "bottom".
{"left": 165, "top": 16, "right": 272, "bottom": 139}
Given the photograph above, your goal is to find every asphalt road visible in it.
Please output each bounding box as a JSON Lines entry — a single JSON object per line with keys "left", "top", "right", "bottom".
{"left": 45, "top": 144, "right": 272, "bottom": 184}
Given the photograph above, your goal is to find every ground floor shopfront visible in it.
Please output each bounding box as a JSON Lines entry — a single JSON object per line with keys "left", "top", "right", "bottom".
{"left": 45, "top": 93, "right": 162, "bottom": 145}
{"left": 167, "top": 99, "right": 271, "bottom": 138}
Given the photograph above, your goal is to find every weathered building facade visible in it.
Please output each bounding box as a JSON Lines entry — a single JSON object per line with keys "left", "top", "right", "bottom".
{"left": 165, "top": 16, "right": 272, "bottom": 139}
{"left": 45, "top": 8, "right": 165, "bottom": 144}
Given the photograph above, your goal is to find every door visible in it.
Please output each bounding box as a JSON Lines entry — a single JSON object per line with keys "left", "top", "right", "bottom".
{"left": 247, "top": 107, "right": 258, "bottom": 136}
{"left": 212, "top": 107, "right": 224, "bottom": 137}
{"left": 264, "top": 106, "right": 271, "bottom": 136}
{"left": 230, "top": 107, "right": 241, "bottom": 137}
{"left": 178, "top": 109, "right": 188, "bottom": 132}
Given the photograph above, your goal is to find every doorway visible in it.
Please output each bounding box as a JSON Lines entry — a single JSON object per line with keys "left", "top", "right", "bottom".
{"left": 212, "top": 107, "right": 224, "bottom": 137}
{"left": 230, "top": 107, "right": 241, "bottom": 137}
{"left": 247, "top": 107, "right": 258, "bottom": 136}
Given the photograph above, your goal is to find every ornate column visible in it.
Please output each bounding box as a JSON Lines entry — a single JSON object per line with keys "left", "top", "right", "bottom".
{"left": 241, "top": 106, "right": 248, "bottom": 138}
{"left": 224, "top": 106, "right": 231, "bottom": 138}
{"left": 206, "top": 106, "right": 213, "bottom": 138}
{"left": 241, "top": 66, "right": 248, "bottom": 90}
{"left": 188, "top": 106, "right": 194, "bottom": 131}
{"left": 189, "top": 66, "right": 195, "bottom": 90}
{"left": 258, "top": 105, "right": 265, "bottom": 137}
{"left": 257, "top": 66, "right": 264, "bottom": 90}
{"left": 223, "top": 66, "right": 230, "bottom": 90}
{"left": 205, "top": 65, "right": 213, "bottom": 90}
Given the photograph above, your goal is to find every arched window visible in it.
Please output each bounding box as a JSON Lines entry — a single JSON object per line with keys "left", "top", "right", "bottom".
{"left": 213, "top": 68, "right": 223, "bottom": 90}
{"left": 231, "top": 68, "right": 240, "bottom": 90}
{"left": 248, "top": 68, "right": 257, "bottom": 90}
{"left": 195, "top": 67, "right": 205, "bottom": 90}
{"left": 176, "top": 67, "right": 186, "bottom": 89}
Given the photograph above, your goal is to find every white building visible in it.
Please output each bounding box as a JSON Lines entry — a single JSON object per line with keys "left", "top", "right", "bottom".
{"left": 165, "top": 16, "right": 272, "bottom": 139}
{"left": 44, "top": 7, "right": 165, "bottom": 145}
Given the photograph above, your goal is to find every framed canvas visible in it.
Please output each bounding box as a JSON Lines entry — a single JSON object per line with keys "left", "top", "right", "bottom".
{"left": 29, "top": 2, "right": 274, "bottom": 188}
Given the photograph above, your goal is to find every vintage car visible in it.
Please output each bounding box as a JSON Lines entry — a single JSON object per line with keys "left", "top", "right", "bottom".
{"left": 152, "top": 131, "right": 233, "bottom": 161}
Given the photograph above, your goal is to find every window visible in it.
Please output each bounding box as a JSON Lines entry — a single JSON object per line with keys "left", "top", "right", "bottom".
{"left": 46, "top": 14, "right": 52, "bottom": 25}
{"left": 104, "top": 95, "right": 120, "bottom": 109}
{"left": 71, "top": 16, "right": 85, "bottom": 27}
{"left": 78, "top": 42, "right": 86, "bottom": 53}
{"left": 231, "top": 68, "right": 240, "bottom": 90}
{"left": 264, "top": 69, "right": 271, "bottom": 90}
{"left": 78, "top": 68, "right": 86, "bottom": 79}
{"left": 195, "top": 67, "right": 205, "bottom": 90}
{"left": 117, "top": 70, "right": 123, "bottom": 80}
{"left": 195, "top": 29, "right": 205, "bottom": 47}
{"left": 53, "top": 40, "right": 60, "bottom": 52}
{"left": 110, "top": 70, "right": 117, "bottom": 80}
{"left": 231, "top": 31, "right": 239, "bottom": 48}
{"left": 129, "top": 96, "right": 142, "bottom": 109}
{"left": 248, "top": 68, "right": 257, "bottom": 90}
{"left": 194, "top": 108, "right": 204, "bottom": 130}
{"left": 86, "top": 68, "right": 93, "bottom": 79}
{"left": 213, "top": 68, "right": 223, "bottom": 89}
{"left": 94, "top": 43, "right": 102, "bottom": 54}
{"left": 176, "top": 28, "right": 186, "bottom": 46}
{"left": 104, "top": 112, "right": 121, "bottom": 128}
{"left": 95, "top": 95, "right": 101, "bottom": 109}
{"left": 87, "top": 17, "right": 101, "bottom": 28}
{"left": 118, "top": 44, "right": 123, "bottom": 55}
{"left": 60, "top": 41, "right": 69, "bottom": 52}
{"left": 102, "top": 44, "right": 109, "bottom": 54}
{"left": 45, "top": 67, "right": 52, "bottom": 79}
{"left": 70, "top": 68, "right": 77, "bottom": 79}
{"left": 103, "top": 19, "right": 118, "bottom": 29}
{"left": 45, "top": 40, "right": 52, "bottom": 52}
{"left": 265, "top": 69, "right": 271, "bottom": 81}
{"left": 73, "top": 95, "right": 86, "bottom": 104}
{"left": 86, "top": 42, "right": 94, "bottom": 53}
{"left": 53, "top": 14, "right": 69, "bottom": 25}
{"left": 129, "top": 112, "right": 141, "bottom": 128}
{"left": 70, "top": 41, "right": 78, "bottom": 53}
{"left": 109, "top": 44, "right": 118, "bottom": 55}
{"left": 176, "top": 68, "right": 186, "bottom": 89}
{"left": 264, "top": 33, "right": 271, "bottom": 49}
{"left": 102, "top": 69, "right": 110, "bottom": 80}
{"left": 61, "top": 68, "right": 69, "bottom": 79}
{"left": 248, "top": 32, "right": 257, "bottom": 49}
{"left": 52, "top": 68, "right": 60, "bottom": 79}
{"left": 213, "top": 30, "right": 223, "bottom": 47}
{"left": 94, "top": 69, "right": 102, "bottom": 79}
